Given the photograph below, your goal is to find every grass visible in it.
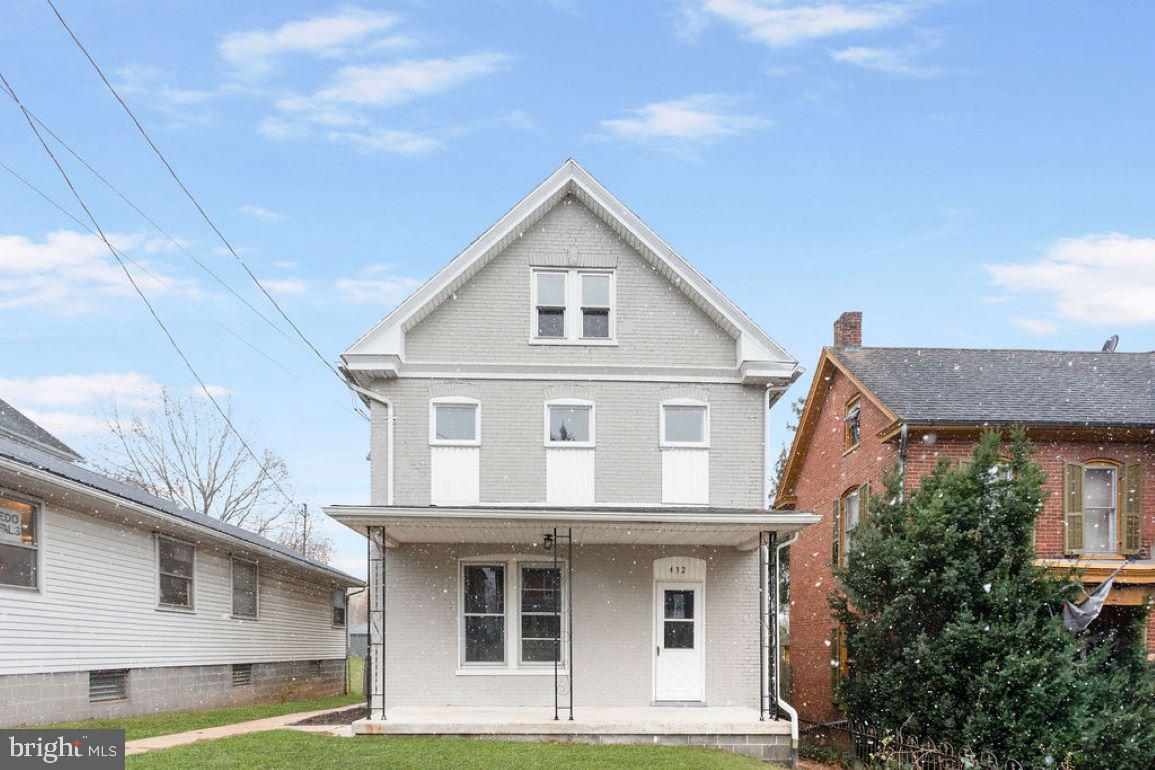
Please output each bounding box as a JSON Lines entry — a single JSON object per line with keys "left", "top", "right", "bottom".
{"left": 40, "top": 693, "right": 364, "bottom": 741}
{"left": 346, "top": 656, "right": 365, "bottom": 696}
{"left": 126, "top": 730, "right": 776, "bottom": 769}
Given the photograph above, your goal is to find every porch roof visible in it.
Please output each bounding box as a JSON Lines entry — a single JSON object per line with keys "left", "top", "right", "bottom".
{"left": 324, "top": 505, "right": 819, "bottom": 549}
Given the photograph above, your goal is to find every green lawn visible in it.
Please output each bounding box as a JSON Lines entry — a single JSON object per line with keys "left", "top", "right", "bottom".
{"left": 346, "top": 656, "right": 365, "bottom": 696}
{"left": 40, "top": 693, "right": 364, "bottom": 741}
{"left": 126, "top": 730, "right": 774, "bottom": 769}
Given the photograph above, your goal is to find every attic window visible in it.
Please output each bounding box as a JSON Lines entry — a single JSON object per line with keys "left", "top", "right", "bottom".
{"left": 844, "top": 397, "right": 861, "bottom": 451}
{"left": 532, "top": 269, "right": 615, "bottom": 343}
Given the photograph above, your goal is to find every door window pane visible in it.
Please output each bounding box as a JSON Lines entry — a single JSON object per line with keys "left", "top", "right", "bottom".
{"left": 664, "top": 621, "right": 694, "bottom": 649}
{"left": 435, "top": 404, "right": 477, "bottom": 441}
{"left": 663, "top": 406, "right": 706, "bottom": 444}
{"left": 548, "top": 406, "right": 590, "bottom": 443}
{"left": 664, "top": 590, "right": 694, "bottom": 619}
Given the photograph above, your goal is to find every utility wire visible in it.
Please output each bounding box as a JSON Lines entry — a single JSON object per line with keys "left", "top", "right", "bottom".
{"left": 0, "top": 156, "right": 299, "bottom": 379}
{"left": 0, "top": 71, "right": 298, "bottom": 509}
{"left": 45, "top": 0, "right": 364, "bottom": 419}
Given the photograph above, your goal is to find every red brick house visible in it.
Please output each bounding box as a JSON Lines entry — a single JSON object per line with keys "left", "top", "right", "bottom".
{"left": 776, "top": 312, "right": 1155, "bottom": 724}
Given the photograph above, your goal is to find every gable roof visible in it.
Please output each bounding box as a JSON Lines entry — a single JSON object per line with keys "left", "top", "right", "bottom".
{"left": 0, "top": 397, "right": 82, "bottom": 462}
{"left": 832, "top": 347, "right": 1155, "bottom": 427}
{"left": 0, "top": 428, "right": 360, "bottom": 586}
{"left": 342, "top": 159, "right": 798, "bottom": 383}
{"left": 774, "top": 345, "right": 1155, "bottom": 508}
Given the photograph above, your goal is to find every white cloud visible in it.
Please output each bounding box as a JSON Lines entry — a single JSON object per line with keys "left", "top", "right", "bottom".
{"left": 600, "top": 94, "right": 770, "bottom": 145}
{"left": 277, "top": 53, "right": 511, "bottom": 111}
{"left": 335, "top": 264, "right": 422, "bottom": 304}
{"left": 691, "top": 0, "right": 917, "bottom": 47}
{"left": 987, "top": 233, "right": 1155, "bottom": 326}
{"left": 18, "top": 410, "right": 107, "bottom": 437}
{"left": 260, "top": 278, "right": 311, "bottom": 295}
{"left": 0, "top": 373, "right": 164, "bottom": 410}
{"left": 327, "top": 128, "right": 443, "bottom": 155}
{"left": 832, "top": 45, "right": 934, "bottom": 76}
{"left": 220, "top": 8, "right": 406, "bottom": 78}
{"left": 1011, "top": 318, "right": 1060, "bottom": 336}
{"left": 0, "top": 230, "right": 199, "bottom": 314}
{"left": 238, "top": 204, "right": 286, "bottom": 221}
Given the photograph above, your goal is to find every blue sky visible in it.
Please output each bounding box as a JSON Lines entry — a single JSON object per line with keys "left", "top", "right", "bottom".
{"left": 2, "top": 1, "right": 1154, "bottom": 577}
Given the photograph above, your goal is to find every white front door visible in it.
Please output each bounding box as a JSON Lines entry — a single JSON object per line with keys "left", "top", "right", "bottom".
{"left": 653, "top": 583, "right": 704, "bottom": 701}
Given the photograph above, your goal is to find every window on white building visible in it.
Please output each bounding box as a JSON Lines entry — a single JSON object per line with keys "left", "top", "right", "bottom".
{"left": 532, "top": 269, "right": 615, "bottom": 342}
{"left": 232, "top": 558, "right": 258, "bottom": 618}
{"left": 157, "top": 535, "right": 195, "bottom": 609}
{"left": 332, "top": 587, "right": 347, "bottom": 627}
{"left": 534, "top": 271, "right": 567, "bottom": 338}
{"left": 520, "top": 565, "right": 562, "bottom": 663}
{"left": 547, "top": 404, "right": 592, "bottom": 445}
{"left": 0, "top": 495, "right": 38, "bottom": 589}
{"left": 462, "top": 564, "right": 506, "bottom": 664}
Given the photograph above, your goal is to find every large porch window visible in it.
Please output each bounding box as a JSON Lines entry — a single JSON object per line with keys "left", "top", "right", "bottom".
{"left": 460, "top": 559, "right": 565, "bottom": 670}
{"left": 0, "top": 495, "right": 38, "bottom": 589}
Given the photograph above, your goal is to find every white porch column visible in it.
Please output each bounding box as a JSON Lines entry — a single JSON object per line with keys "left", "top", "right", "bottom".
{"left": 368, "top": 526, "right": 386, "bottom": 720}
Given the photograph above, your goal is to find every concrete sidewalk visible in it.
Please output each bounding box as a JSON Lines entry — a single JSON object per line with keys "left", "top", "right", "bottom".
{"left": 125, "top": 705, "right": 361, "bottom": 755}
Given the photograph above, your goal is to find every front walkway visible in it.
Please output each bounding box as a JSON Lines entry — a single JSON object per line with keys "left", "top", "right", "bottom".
{"left": 125, "top": 705, "right": 358, "bottom": 755}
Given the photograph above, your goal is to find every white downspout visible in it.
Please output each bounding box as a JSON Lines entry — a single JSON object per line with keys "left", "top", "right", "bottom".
{"left": 775, "top": 532, "right": 801, "bottom": 755}
{"left": 763, "top": 385, "right": 772, "bottom": 509}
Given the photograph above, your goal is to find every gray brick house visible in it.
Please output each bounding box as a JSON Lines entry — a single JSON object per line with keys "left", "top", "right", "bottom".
{"left": 326, "top": 160, "right": 817, "bottom": 764}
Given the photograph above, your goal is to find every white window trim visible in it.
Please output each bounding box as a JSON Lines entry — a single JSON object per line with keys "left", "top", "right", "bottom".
{"left": 155, "top": 533, "right": 196, "bottom": 612}
{"left": 1083, "top": 463, "right": 1119, "bottom": 555}
{"left": 0, "top": 489, "right": 43, "bottom": 594}
{"left": 332, "top": 586, "right": 348, "bottom": 629}
{"left": 457, "top": 556, "right": 568, "bottom": 675}
{"left": 659, "top": 399, "right": 710, "bottom": 449}
{"left": 230, "top": 556, "right": 259, "bottom": 621}
{"left": 429, "top": 397, "right": 481, "bottom": 447}
{"left": 544, "top": 399, "right": 596, "bottom": 448}
{"left": 529, "top": 268, "right": 618, "bottom": 346}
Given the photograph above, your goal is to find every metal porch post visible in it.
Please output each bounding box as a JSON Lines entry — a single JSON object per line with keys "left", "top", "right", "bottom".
{"left": 567, "top": 526, "right": 573, "bottom": 720}
{"left": 368, "top": 526, "right": 386, "bottom": 721}
{"left": 553, "top": 526, "right": 559, "bottom": 721}
{"left": 768, "top": 531, "right": 779, "bottom": 720}
{"left": 552, "top": 526, "right": 575, "bottom": 722}
{"left": 759, "top": 531, "right": 767, "bottom": 721}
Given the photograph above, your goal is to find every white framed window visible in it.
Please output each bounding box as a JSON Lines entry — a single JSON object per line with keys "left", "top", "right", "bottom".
{"left": 0, "top": 494, "right": 39, "bottom": 589}
{"left": 429, "top": 397, "right": 480, "bottom": 446}
{"left": 231, "top": 558, "right": 258, "bottom": 619}
{"left": 841, "top": 487, "right": 862, "bottom": 566}
{"left": 660, "top": 400, "right": 709, "bottom": 448}
{"left": 461, "top": 563, "right": 506, "bottom": 665}
{"left": 157, "top": 534, "right": 195, "bottom": 610}
{"left": 459, "top": 558, "right": 566, "bottom": 672}
{"left": 544, "top": 400, "right": 594, "bottom": 447}
{"left": 1083, "top": 463, "right": 1118, "bottom": 555}
{"left": 531, "top": 268, "right": 615, "bottom": 344}
{"left": 332, "top": 587, "right": 347, "bottom": 628}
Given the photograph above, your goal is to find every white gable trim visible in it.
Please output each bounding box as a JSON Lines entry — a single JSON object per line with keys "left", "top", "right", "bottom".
{"left": 344, "top": 159, "right": 797, "bottom": 374}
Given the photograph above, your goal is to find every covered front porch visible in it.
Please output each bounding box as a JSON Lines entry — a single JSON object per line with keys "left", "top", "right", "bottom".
{"left": 326, "top": 505, "right": 818, "bottom": 765}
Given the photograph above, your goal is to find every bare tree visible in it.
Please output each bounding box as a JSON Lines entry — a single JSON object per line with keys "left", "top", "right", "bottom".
{"left": 96, "top": 389, "right": 334, "bottom": 563}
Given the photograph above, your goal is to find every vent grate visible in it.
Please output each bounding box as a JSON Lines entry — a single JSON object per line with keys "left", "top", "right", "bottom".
{"left": 232, "top": 663, "right": 253, "bottom": 687}
{"left": 89, "top": 670, "right": 128, "bottom": 702}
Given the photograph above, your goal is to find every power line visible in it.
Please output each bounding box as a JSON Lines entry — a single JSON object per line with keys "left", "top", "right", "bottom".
{"left": 0, "top": 70, "right": 298, "bottom": 510}
{"left": 0, "top": 156, "right": 300, "bottom": 379}
{"left": 45, "top": 0, "right": 362, "bottom": 416}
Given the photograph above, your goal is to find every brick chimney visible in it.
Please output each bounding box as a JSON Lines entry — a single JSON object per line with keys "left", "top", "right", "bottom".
{"left": 833, "top": 311, "right": 862, "bottom": 348}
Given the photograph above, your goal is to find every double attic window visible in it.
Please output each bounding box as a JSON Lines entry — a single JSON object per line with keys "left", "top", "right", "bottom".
{"left": 532, "top": 269, "right": 614, "bottom": 343}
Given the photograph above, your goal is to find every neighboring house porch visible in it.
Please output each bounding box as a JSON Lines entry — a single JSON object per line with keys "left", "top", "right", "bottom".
{"left": 327, "top": 505, "right": 816, "bottom": 765}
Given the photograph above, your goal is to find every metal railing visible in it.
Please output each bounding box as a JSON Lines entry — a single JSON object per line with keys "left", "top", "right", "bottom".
{"left": 800, "top": 720, "right": 1023, "bottom": 770}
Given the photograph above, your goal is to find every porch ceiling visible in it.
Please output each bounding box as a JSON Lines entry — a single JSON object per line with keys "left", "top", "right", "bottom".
{"left": 324, "top": 505, "right": 818, "bottom": 549}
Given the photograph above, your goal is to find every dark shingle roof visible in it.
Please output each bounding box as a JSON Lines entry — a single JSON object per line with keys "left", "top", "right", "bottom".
{"left": 830, "top": 347, "right": 1155, "bottom": 427}
{"left": 0, "top": 434, "right": 360, "bottom": 585}
{"left": 0, "top": 397, "right": 82, "bottom": 460}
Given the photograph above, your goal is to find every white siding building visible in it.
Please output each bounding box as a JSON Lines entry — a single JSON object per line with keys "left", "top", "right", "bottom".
{"left": 327, "top": 160, "right": 818, "bottom": 764}
{"left": 0, "top": 398, "right": 361, "bottom": 725}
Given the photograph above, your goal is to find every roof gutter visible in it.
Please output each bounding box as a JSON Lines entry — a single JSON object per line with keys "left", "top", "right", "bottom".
{"left": 897, "top": 422, "right": 909, "bottom": 502}
{"left": 0, "top": 455, "right": 362, "bottom": 586}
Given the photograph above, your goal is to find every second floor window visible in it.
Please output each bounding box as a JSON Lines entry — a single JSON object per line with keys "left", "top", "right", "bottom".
{"left": 1083, "top": 463, "right": 1118, "bottom": 555}
{"left": 532, "top": 269, "right": 615, "bottom": 343}
{"left": 432, "top": 401, "right": 479, "bottom": 445}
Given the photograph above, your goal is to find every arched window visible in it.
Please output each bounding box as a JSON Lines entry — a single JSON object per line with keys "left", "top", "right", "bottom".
{"left": 844, "top": 396, "right": 861, "bottom": 452}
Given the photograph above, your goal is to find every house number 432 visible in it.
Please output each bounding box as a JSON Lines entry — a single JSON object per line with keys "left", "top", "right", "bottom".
{"left": 668, "top": 566, "right": 687, "bottom": 575}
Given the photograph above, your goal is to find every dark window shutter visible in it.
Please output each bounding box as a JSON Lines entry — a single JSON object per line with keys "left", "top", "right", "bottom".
{"left": 1123, "top": 462, "right": 1143, "bottom": 555}
{"left": 830, "top": 626, "right": 842, "bottom": 703}
{"left": 831, "top": 498, "right": 842, "bottom": 566}
{"left": 860, "top": 482, "right": 871, "bottom": 524}
{"left": 1063, "top": 462, "right": 1085, "bottom": 556}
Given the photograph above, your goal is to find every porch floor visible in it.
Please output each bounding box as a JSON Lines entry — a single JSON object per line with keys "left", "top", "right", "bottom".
{"left": 352, "top": 706, "right": 791, "bottom": 736}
